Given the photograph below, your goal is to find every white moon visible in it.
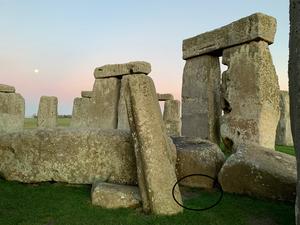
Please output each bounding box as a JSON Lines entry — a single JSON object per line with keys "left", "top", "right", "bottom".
{"left": 34, "top": 69, "right": 39, "bottom": 74}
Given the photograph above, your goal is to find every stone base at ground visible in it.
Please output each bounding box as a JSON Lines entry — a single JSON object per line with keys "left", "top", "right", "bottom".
{"left": 0, "top": 128, "right": 137, "bottom": 184}
{"left": 91, "top": 181, "right": 141, "bottom": 209}
{"left": 218, "top": 144, "right": 296, "bottom": 201}
{"left": 172, "top": 137, "right": 225, "bottom": 189}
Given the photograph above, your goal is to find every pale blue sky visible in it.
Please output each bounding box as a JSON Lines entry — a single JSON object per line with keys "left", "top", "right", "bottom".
{"left": 0, "top": 1, "right": 289, "bottom": 116}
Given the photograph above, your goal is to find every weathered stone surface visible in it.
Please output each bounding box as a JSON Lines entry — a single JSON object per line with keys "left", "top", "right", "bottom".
{"left": 172, "top": 137, "right": 225, "bottom": 189}
{"left": 163, "top": 100, "right": 181, "bottom": 136}
{"left": 0, "top": 128, "right": 137, "bottom": 184}
{"left": 221, "top": 41, "right": 280, "bottom": 150}
{"left": 81, "top": 91, "right": 93, "bottom": 98}
{"left": 183, "top": 13, "right": 276, "bottom": 59}
{"left": 218, "top": 144, "right": 296, "bottom": 201}
{"left": 157, "top": 93, "right": 174, "bottom": 101}
{"left": 0, "top": 92, "right": 25, "bottom": 133}
{"left": 70, "top": 97, "right": 92, "bottom": 127}
{"left": 0, "top": 84, "right": 15, "bottom": 93}
{"left": 276, "top": 91, "right": 294, "bottom": 146}
{"left": 91, "top": 181, "right": 141, "bottom": 209}
{"left": 124, "top": 74, "right": 183, "bottom": 215}
{"left": 117, "top": 78, "right": 130, "bottom": 130}
{"left": 182, "top": 55, "right": 221, "bottom": 144}
{"left": 37, "top": 96, "right": 58, "bottom": 128}
{"left": 94, "top": 61, "right": 151, "bottom": 78}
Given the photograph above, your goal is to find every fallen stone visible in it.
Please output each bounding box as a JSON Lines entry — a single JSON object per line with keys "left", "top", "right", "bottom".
{"left": 0, "top": 128, "right": 137, "bottom": 184}
{"left": 221, "top": 41, "right": 280, "bottom": 150}
{"left": 94, "top": 61, "right": 151, "bottom": 78}
{"left": 157, "top": 93, "right": 174, "bottom": 101}
{"left": 124, "top": 74, "right": 183, "bottom": 215}
{"left": 91, "top": 181, "right": 141, "bottom": 209}
{"left": 0, "top": 92, "right": 25, "bottom": 133}
{"left": 276, "top": 91, "right": 294, "bottom": 146}
{"left": 81, "top": 91, "right": 93, "bottom": 98}
{"left": 0, "top": 84, "right": 15, "bottom": 93}
{"left": 183, "top": 13, "right": 276, "bottom": 59}
{"left": 37, "top": 96, "right": 58, "bottom": 128}
{"left": 218, "top": 144, "right": 296, "bottom": 201}
{"left": 163, "top": 100, "right": 181, "bottom": 136}
{"left": 182, "top": 55, "right": 221, "bottom": 144}
{"left": 172, "top": 137, "right": 225, "bottom": 189}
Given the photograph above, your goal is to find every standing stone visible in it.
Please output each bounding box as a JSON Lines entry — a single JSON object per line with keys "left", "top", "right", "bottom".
{"left": 221, "top": 41, "right": 280, "bottom": 150}
{"left": 0, "top": 89, "right": 25, "bottom": 133}
{"left": 70, "top": 97, "right": 92, "bottom": 127}
{"left": 90, "top": 78, "right": 120, "bottom": 129}
{"left": 37, "top": 96, "right": 58, "bottom": 128}
{"left": 94, "top": 61, "right": 151, "bottom": 78}
{"left": 163, "top": 100, "right": 181, "bottom": 136}
{"left": 117, "top": 77, "right": 130, "bottom": 130}
{"left": 276, "top": 91, "right": 294, "bottom": 146}
{"left": 124, "top": 74, "right": 183, "bottom": 215}
{"left": 182, "top": 55, "right": 221, "bottom": 144}
{"left": 0, "top": 84, "right": 15, "bottom": 93}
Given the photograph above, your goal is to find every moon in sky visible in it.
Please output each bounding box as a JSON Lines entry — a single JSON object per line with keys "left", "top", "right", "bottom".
{"left": 34, "top": 69, "right": 39, "bottom": 74}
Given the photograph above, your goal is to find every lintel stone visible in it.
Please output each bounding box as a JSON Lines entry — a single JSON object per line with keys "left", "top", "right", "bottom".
{"left": 94, "top": 61, "right": 151, "bottom": 78}
{"left": 0, "top": 84, "right": 15, "bottom": 93}
{"left": 81, "top": 91, "right": 93, "bottom": 98}
{"left": 157, "top": 93, "right": 174, "bottom": 101}
{"left": 182, "top": 13, "right": 276, "bottom": 59}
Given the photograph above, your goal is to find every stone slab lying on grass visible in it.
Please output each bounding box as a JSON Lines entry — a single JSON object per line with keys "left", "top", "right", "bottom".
{"left": 91, "top": 181, "right": 141, "bottom": 209}
{"left": 218, "top": 144, "right": 296, "bottom": 201}
{"left": 124, "top": 74, "right": 182, "bottom": 215}
{"left": 0, "top": 84, "right": 15, "bottom": 93}
{"left": 0, "top": 128, "right": 137, "bottom": 184}
{"left": 172, "top": 137, "right": 225, "bottom": 189}
{"left": 94, "top": 61, "right": 151, "bottom": 78}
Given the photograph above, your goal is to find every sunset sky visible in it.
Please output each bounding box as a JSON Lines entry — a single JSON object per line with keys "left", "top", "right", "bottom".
{"left": 0, "top": 1, "right": 289, "bottom": 116}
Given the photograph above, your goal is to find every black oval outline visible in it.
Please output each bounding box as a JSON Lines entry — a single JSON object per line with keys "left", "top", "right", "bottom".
{"left": 172, "top": 173, "right": 223, "bottom": 211}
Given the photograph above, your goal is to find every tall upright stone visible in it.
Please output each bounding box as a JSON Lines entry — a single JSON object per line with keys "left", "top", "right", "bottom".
{"left": 37, "top": 96, "right": 58, "bottom": 128}
{"left": 181, "top": 55, "right": 221, "bottom": 144}
{"left": 70, "top": 97, "right": 92, "bottom": 127}
{"left": 0, "top": 85, "right": 25, "bottom": 133}
{"left": 117, "top": 77, "right": 130, "bottom": 130}
{"left": 276, "top": 91, "right": 294, "bottom": 146}
{"left": 124, "top": 74, "right": 182, "bottom": 215}
{"left": 163, "top": 100, "right": 181, "bottom": 136}
{"left": 221, "top": 41, "right": 280, "bottom": 150}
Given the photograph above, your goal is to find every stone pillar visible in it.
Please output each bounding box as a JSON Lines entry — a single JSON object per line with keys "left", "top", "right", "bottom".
{"left": 276, "top": 91, "right": 294, "bottom": 146}
{"left": 181, "top": 55, "right": 221, "bottom": 144}
{"left": 37, "top": 96, "right": 58, "bottom": 128}
{"left": 163, "top": 100, "right": 181, "bottom": 136}
{"left": 0, "top": 84, "right": 25, "bottom": 133}
{"left": 70, "top": 97, "right": 92, "bottom": 127}
{"left": 221, "top": 41, "right": 280, "bottom": 150}
{"left": 117, "top": 77, "right": 130, "bottom": 130}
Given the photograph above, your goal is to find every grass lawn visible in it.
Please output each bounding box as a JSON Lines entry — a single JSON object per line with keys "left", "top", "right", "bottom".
{"left": 24, "top": 118, "right": 71, "bottom": 129}
{"left": 0, "top": 178, "right": 295, "bottom": 225}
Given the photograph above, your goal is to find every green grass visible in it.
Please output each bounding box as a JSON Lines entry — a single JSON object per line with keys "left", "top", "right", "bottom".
{"left": 275, "top": 145, "right": 295, "bottom": 156}
{"left": 0, "top": 178, "right": 294, "bottom": 225}
{"left": 24, "top": 118, "right": 71, "bottom": 129}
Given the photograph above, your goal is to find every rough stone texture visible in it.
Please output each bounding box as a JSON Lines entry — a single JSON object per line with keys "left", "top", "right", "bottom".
{"left": 124, "top": 74, "right": 183, "bottom": 215}
{"left": 37, "top": 96, "right": 58, "bottom": 128}
{"left": 70, "top": 97, "right": 92, "bottom": 127}
{"left": 276, "top": 91, "right": 294, "bottom": 146}
{"left": 172, "top": 137, "right": 225, "bottom": 189}
{"left": 157, "top": 93, "right": 174, "bottom": 101}
{"left": 94, "top": 61, "right": 151, "bottom": 78}
{"left": 0, "top": 84, "right": 15, "bottom": 93}
{"left": 163, "top": 100, "right": 181, "bottom": 136}
{"left": 0, "top": 128, "right": 137, "bottom": 184}
{"left": 117, "top": 77, "right": 130, "bottom": 130}
{"left": 0, "top": 92, "right": 25, "bottom": 133}
{"left": 91, "top": 181, "right": 141, "bottom": 209}
{"left": 81, "top": 91, "right": 93, "bottom": 98}
{"left": 221, "top": 41, "right": 280, "bottom": 150}
{"left": 183, "top": 13, "right": 276, "bottom": 59}
{"left": 218, "top": 144, "right": 296, "bottom": 201}
{"left": 182, "top": 55, "right": 221, "bottom": 144}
